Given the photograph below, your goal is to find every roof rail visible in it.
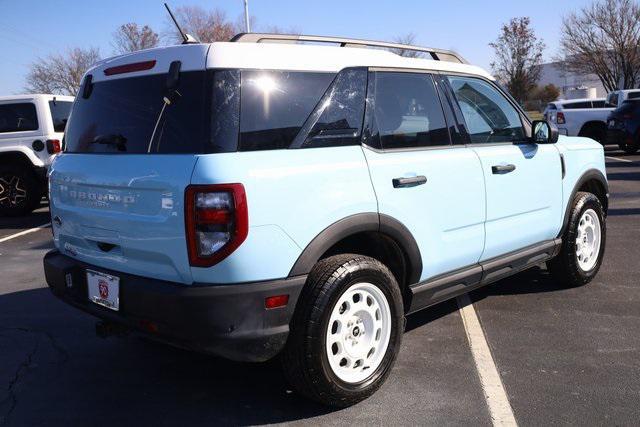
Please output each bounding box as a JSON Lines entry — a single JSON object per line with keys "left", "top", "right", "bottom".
{"left": 230, "top": 33, "right": 468, "bottom": 64}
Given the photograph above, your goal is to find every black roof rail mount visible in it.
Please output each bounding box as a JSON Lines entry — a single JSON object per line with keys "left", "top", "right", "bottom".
{"left": 230, "top": 33, "right": 467, "bottom": 64}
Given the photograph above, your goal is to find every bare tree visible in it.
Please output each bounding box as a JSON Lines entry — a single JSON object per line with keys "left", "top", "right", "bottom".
{"left": 24, "top": 47, "right": 100, "bottom": 96}
{"left": 112, "top": 23, "right": 159, "bottom": 54}
{"left": 559, "top": 0, "right": 640, "bottom": 92}
{"left": 165, "top": 6, "right": 239, "bottom": 43}
{"left": 391, "top": 33, "right": 425, "bottom": 58}
{"left": 490, "top": 17, "right": 545, "bottom": 103}
{"left": 262, "top": 25, "right": 301, "bottom": 35}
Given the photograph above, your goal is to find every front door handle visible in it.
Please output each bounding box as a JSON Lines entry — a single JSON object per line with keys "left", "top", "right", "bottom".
{"left": 491, "top": 164, "right": 516, "bottom": 174}
{"left": 392, "top": 175, "right": 427, "bottom": 188}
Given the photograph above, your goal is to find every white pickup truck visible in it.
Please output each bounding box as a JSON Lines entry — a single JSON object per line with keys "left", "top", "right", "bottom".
{"left": 544, "top": 89, "right": 640, "bottom": 144}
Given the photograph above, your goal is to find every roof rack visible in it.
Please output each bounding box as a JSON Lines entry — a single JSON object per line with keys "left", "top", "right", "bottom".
{"left": 230, "top": 33, "right": 468, "bottom": 64}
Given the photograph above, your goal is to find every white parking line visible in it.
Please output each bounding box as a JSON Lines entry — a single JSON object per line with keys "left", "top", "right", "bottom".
{"left": 606, "top": 156, "right": 634, "bottom": 163}
{"left": 0, "top": 223, "right": 51, "bottom": 243}
{"left": 457, "top": 294, "right": 517, "bottom": 427}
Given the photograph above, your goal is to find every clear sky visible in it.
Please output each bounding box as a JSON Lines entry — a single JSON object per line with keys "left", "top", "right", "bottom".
{"left": 0, "top": 0, "right": 591, "bottom": 94}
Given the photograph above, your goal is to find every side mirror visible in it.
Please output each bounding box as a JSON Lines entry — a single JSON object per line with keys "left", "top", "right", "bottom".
{"left": 531, "top": 120, "right": 559, "bottom": 144}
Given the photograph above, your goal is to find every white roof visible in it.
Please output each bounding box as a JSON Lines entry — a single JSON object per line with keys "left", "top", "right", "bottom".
{"left": 207, "top": 42, "right": 494, "bottom": 79}
{"left": 0, "top": 94, "right": 74, "bottom": 102}
{"left": 555, "top": 97, "right": 604, "bottom": 104}
{"left": 88, "top": 41, "right": 494, "bottom": 82}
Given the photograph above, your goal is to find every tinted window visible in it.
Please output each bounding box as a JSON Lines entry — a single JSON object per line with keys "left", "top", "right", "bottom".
{"left": 592, "top": 100, "right": 606, "bottom": 108}
{"left": 628, "top": 92, "right": 640, "bottom": 100}
{"left": 65, "top": 71, "right": 208, "bottom": 154}
{"left": 447, "top": 76, "right": 524, "bottom": 144}
{"left": 49, "top": 100, "right": 72, "bottom": 132}
{"left": 368, "top": 72, "right": 449, "bottom": 149}
{"left": 608, "top": 93, "right": 619, "bottom": 107}
{"left": 0, "top": 103, "right": 38, "bottom": 133}
{"left": 210, "top": 70, "right": 240, "bottom": 153}
{"left": 239, "top": 71, "right": 335, "bottom": 151}
{"left": 293, "top": 68, "right": 367, "bottom": 148}
{"left": 564, "top": 102, "right": 592, "bottom": 109}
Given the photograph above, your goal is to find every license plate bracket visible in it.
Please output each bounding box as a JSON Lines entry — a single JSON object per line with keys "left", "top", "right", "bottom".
{"left": 87, "top": 269, "right": 120, "bottom": 311}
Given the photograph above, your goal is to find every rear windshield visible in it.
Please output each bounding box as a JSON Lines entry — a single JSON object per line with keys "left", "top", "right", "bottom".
{"left": 49, "top": 100, "right": 72, "bottom": 132}
{"left": 65, "top": 71, "right": 208, "bottom": 154}
{"left": 64, "top": 69, "right": 347, "bottom": 154}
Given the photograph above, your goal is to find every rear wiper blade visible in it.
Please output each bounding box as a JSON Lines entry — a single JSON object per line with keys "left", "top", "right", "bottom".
{"left": 91, "top": 134, "right": 127, "bottom": 151}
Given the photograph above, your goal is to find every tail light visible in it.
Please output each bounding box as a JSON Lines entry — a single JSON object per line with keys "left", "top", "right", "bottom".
{"left": 46, "top": 139, "right": 61, "bottom": 154}
{"left": 185, "top": 184, "right": 248, "bottom": 267}
{"left": 556, "top": 112, "right": 565, "bottom": 124}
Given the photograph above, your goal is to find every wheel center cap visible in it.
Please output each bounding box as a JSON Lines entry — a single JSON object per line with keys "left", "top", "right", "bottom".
{"left": 352, "top": 326, "right": 361, "bottom": 337}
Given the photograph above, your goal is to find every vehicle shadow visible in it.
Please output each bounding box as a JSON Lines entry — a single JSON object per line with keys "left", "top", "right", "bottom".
{"left": 0, "top": 202, "right": 50, "bottom": 230}
{"left": 0, "top": 266, "right": 575, "bottom": 425}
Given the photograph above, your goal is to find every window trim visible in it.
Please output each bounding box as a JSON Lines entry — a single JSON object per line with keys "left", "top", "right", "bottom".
{"left": 360, "top": 68, "right": 454, "bottom": 153}
{"left": 0, "top": 101, "right": 40, "bottom": 134}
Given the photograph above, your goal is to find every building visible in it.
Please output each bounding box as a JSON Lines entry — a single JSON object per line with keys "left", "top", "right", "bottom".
{"left": 538, "top": 61, "right": 607, "bottom": 100}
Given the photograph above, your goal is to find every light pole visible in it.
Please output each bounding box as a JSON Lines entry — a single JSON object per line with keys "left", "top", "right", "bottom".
{"left": 243, "top": 0, "right": 251, "bottom": 33}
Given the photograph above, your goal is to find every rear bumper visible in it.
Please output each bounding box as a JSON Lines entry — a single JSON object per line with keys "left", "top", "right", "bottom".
{"left": 43, "top": 250, "right": 306, "bottom": 362}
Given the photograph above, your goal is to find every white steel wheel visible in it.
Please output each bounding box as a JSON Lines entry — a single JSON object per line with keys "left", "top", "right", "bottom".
{"left": 325, "top": 282, "right": 391, "bottom": 384}
{"left": 575, "top": 208, "right": 601, "bottom": 272}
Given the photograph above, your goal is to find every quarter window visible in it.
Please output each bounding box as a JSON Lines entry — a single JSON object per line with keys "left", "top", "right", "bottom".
{"left": 294, "top": 68, "right": 367, "bottom": 148}
{"left": 239, "top": 71, "right": 335, "bottom": 151}
{"left": 447, "top": 76, "right": 525, "bottom": 144}
{"left": 0, "top": 103, "right": 39, "bottom": 133}
{"left": 368, "top": 72, "right": 450, "bottom": 149}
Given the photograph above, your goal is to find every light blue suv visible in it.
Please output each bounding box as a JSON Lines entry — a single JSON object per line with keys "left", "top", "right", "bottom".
{"left": 44, "top": 34, "right": 608, "bottom": 407}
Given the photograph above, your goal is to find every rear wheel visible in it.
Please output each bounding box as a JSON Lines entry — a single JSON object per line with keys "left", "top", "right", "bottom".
{"left": 579, "top": 123, "right": 606, "bottom": 144}
{"left": 0, "top": 165, "right": 40, "bottom": 216}
{"left": 282, "top": 254, "right": 404, "bottom": 407}
{"left": 548, "top": 192, "right": 606, "bottom": 287}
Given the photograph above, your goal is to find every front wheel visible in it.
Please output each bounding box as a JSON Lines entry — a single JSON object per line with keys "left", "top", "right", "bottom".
{"left": 548, "top": 192, "right": 606, "bottom": 287}
{"left": 282, "top": 254, "right": 404, "bottom": 407}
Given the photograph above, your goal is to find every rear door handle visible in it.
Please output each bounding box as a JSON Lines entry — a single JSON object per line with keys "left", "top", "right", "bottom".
{"left": 491, "top": 164, "right": 516, "bottom": 174}
{"left": 392, "top": 175, "right": 427, "bottom": 188}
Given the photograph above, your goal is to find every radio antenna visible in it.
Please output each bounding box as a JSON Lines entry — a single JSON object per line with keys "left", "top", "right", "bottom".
{"left": 164, "top": 3, "right": 199, "bottom": 44}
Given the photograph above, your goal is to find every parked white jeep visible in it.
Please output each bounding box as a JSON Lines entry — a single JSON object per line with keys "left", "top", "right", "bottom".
{"left": 0, "top": 94, "right": 73, "bottom": 216}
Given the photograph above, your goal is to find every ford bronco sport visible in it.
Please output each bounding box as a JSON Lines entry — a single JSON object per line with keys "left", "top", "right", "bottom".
{"left": 44, "top": 33, "right": 608, "bottom": 407}
{"left": 0, "top": 94, "right": 73, "bottom": 216}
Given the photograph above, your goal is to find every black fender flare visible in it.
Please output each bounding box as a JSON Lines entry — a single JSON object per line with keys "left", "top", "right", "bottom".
{"left": 559, "top": 168, "right": 608, "bottom": 237}
{"left": 288, "top": 213, "right": 423, "bottom": 285}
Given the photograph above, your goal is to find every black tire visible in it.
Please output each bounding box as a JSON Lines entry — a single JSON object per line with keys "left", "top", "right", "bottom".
{"left": 579, "top": 123, "right": 606, "bottom": 145}
{"left": 282, "top": 254, "right": 404, "bottom": 407}
{"left": 548, "top": 192, "right": 606, "bottom": 287}
{"left": 620, "top": 143, "right": 639, "bottom": 154}
{"left": 0, "top": 164, "right": 41, "bottom": 217}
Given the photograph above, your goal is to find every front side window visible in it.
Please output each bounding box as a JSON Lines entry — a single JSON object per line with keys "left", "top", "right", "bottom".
{"left": 0, "top": 103, "right": 39, "bottom": 133}
{"left": 367, "top": 72, "right": 450, "bottom": 149}
{"left": 239, "top": 71, "right": 335, "bottom": 151}
{"left": 49, "top": 100, "right": 73, "bottom": 132}
{"left": 447, "top": 76, "right": 525, "bottom": 144}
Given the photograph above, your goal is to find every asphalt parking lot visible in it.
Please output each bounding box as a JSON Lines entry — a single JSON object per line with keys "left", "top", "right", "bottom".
{"left": 0, "top": 148, "right": 638, "bottom": 426}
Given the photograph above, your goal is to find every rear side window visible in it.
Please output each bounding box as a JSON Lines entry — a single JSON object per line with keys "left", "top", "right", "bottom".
{"left": 0, "top": 103, "right": 38, "bottom": 133}
{"left": 367, "top": 72, "right": 450, "bottom": 149}
{"left": 592, "top": 100, "right": 606, "bottom": 108}
{"left": 628, "top": 92, "right": 640, "bottom": 100}
{"left": 447, "top": 76, "right": 524, "bottom": 144}
{"left": 293, "top": 68, "right": 367, "bottom": 148}
{"left": 239, "top": 71, "right": 335, "bottom": 151}
{"left": 563, "top": 102, "right": 592, "bottom": 109}
{"left": 49, "top": 100, "right": 72, "bottom": 132}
